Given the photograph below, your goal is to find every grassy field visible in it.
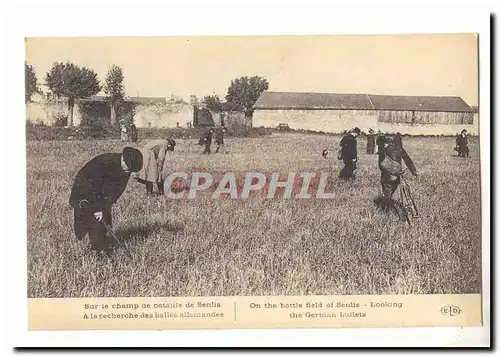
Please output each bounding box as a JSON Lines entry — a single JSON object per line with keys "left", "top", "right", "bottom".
{"left": 26, "top": 133, "right": 482, "bottom": 297}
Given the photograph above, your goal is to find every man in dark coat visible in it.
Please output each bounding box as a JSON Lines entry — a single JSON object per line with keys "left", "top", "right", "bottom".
{"left": 375, "top": 130, "right": 384, "bottom": 154}
{"left": 129, "top": 123, "right": 138, "bottom": 143}
{"left": 456, "top": 129, "right": 469, "bottom": 157}
{"left": 69, "top": 147, "right": 143, "bottom": 251}
{"left": 374, "top": 135, "right": 418, "bottom": 211}
{"left": 201, "top": 128, "right": 214, "bottom": 154}
{"left": 366, "top": 128, "right": 376, "bottom": 154}
{"left": 338, "top": 127, "right": 361, "bottom": 180}
{"left": 214, "top": 128, "right": 227, "bottom": 154}
{"left": 394, "top": 132, "right": 403, "bottom": 148}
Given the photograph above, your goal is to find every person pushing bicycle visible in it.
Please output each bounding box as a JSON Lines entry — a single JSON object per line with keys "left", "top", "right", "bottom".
{"left": 376, "top": 135, "right": 418, "bottom": 210}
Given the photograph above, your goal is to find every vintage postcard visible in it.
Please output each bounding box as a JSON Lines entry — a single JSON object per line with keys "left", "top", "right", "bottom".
{"left": 24, "top": 33, "right": 487, "bottom": 334}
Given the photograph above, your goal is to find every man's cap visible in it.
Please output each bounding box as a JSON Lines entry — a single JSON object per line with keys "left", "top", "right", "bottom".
{"left": 352, "top": 127, "right": 361, "bottom": 134}
{"left": 167, "top": 138, "right": 176, "bottom": 151}
{"left": 461, "top": 129, "right": 467, "bottom": 133}
{"left": 368, "top": 128, "right": 375, "bottom": 133}
{"left": 122, "top": 147, "right": 143, "bottom": 172}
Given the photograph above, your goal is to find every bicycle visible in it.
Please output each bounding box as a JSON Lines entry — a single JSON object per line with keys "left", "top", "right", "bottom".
{"left": 398, "top": 169, "right": 419, "bottom": 225}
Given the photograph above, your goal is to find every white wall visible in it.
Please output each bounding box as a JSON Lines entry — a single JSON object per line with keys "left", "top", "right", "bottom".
{"left": 133, "top": 103, "right": 193, "bottom": 128}
{"left": 253, "top": 109, "right": 379, "bottom": 133}
{"left": 253, "top": 109, "right": 479, "bottom": 135}
{"left": 26, "top": 99, "right": 82, "bottom": 126}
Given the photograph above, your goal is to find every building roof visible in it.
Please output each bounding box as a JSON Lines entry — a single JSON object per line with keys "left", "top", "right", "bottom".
{"left": 253, "top": 92, "right": 374, "bottom": 110}
{"left": 80, "top": 95, "right": 167, "bottom": 105}
{"left": 253, "top": 91, "right": 473, "bottom": 113}
{"left": 128, "top": 96, "right": 167, "bottom": 105}
{"left": 368, "top": 95, "right": 473, "bottom": 113}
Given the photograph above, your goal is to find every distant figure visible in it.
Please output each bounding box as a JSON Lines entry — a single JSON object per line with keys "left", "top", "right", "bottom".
{"left": 129, "top": 123, "right": 138, "bottom": 143}
{"left": 366, "top": 128, "right": 376, "bottom": 154}
{"left": 336, "top": 130, "right": 350, "bottom": 160}
{"left": 338, "top": 127, "right": 361, "bottom": 180}
{"left": 375, "top": 130, "right": 384, "bottom": 154}
{"left": 394, "top": 132, "right": 403, "bottom": 148}
{"left": 456, "top": 129, "right": 469, "bottom": 158}
{"left": 119, "top": 119, "right": 128, "bottom": 142}
{"left": 374, "top": 136, "right": 418, "bottom": 212}
{"left": 69, "top": 147, "right": 143, "bottom": 252}
{"left": 214, "top": 128, "right": 227, "bottom": 154}
{"left": 200, "top": 128, "right": 214, "bottom": 154}
{"left": 137, "top": 139, "right": 176, "bottom": 196}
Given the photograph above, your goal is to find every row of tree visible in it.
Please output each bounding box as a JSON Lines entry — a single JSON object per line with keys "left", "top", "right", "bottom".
{"left": 26, "top": 60, "right": 270, "bottom": 127}
{"left": 25, "top": 61, "right": 126, "bottom": 127}
{"left": 202, "top": 76, "right": 269, "bottom": 116}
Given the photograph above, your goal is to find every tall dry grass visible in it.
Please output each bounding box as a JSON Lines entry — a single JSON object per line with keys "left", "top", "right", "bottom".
{"left": 26, "top": 133, "right": 482, "bottom": 297}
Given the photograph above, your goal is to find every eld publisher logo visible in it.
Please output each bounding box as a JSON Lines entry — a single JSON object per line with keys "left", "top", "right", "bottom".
{"left": 440, "top": 305, "right": 462, "bottom": 316}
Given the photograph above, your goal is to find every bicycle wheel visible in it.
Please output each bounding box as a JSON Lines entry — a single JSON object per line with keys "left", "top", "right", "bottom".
{"left": 399, "top": 186, "right": 411, "bottom": 225}
{"left": 403, "top": 181, "right": 419, "bottom": 218}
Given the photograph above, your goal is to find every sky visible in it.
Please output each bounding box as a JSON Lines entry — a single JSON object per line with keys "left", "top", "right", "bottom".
{"left": 25, "top": 34, "right": 478, "bottom": 106}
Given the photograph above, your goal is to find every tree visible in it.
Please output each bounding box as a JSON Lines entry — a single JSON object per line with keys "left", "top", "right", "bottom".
{"left": 225, "top": 76, "right": 269, "bottom": 115}
{"left": 25, "top": 62, "right": 39, "bottom": 103}
{"left": 202, "top": 94, "right": 224, "bottom": 112}
{"left": 45, "top": 61, "right": 101, "bottom": 127}
{"left": 104, "top": 64, "right": 125, "bottom": 126}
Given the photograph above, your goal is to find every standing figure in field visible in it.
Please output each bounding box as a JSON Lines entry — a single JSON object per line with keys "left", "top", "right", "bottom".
{"left": 375, "top": 130, "right": 384, "bottom": 154}
{"left": 374, "top": 135, "right": 418, "bottom": 212}
{"left": 456, "top": 129, "right": 469, "bottom": 158}
{"left": 214, "top": 127, "right": 227, "bottom": 154}
{"left": 137, "top": 138, "right": 176, "bottom": 196}
{"left": 336, "top": 130, "right": 350, "bottom": 160}
{"left": 338, "top": 127, "right": 361, "bottom": 180}
{"left": 69, "top": 147, "right": 143, "bottom": 252}
{"left": 394, "top": 132, "right": 403, "bottom": 148}
{"left": 129, "top": 123, "right": 138, "bottom": 143}
{"left": 366, "top": 128, "right": 376, "bottom": 154}
{"left": 200, "top": 128, "right": 214, "bottom": 154}
{"left": 119, "top": 119, "right": 129, "bottom": 142}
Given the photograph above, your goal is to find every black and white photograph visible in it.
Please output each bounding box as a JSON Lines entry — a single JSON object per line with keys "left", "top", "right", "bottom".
{"left": 24, "top": 33, "right": 483, "bottom": 301}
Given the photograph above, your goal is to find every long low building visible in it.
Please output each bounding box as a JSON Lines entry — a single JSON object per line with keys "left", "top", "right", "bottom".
{"left": 252, "top": 91, "right": 478, "bottom": 135}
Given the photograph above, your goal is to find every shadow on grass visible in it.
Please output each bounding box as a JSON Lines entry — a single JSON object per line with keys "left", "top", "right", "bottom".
{"left": 116, "top": 221, "right": 184, "bottom": 245}
{"left": 373, "top": 195, "right": 409, "bottom": 223}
